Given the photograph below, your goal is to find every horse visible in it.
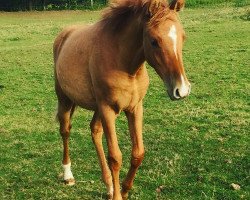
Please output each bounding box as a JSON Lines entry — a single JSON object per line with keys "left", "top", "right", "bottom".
{"left": 53, "top": 0, "right": 190, "bottom": 199}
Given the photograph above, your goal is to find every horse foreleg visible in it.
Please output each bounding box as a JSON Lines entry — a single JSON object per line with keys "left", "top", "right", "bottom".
{"left": 99, "top": 105, "right": 122, "bottom": 200}
{"left": 57, "top": 100, "right": 75, "bottom": 186}
{"left": 90, "top": 112, "right": 113, "bottom": 199}
{"left": 121, "top": 102, "right": 144, "bottom": 199}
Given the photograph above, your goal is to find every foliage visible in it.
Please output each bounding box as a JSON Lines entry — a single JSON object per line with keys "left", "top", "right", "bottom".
{"left": 0, "top": 0, "right": 249, "bottom": 11}
{"left": 0, "top": 4, "right": 249, "bottom": 200}
{"left": 0, "top": 0, "right": 108, "bottom": 11}
{"left": 186, "top": 0, "right": 249, "bottom": 7}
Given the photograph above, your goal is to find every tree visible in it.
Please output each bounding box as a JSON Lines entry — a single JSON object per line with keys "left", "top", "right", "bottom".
{"left": 28, "top": 0, "right": 33, "bottom": 11}
{"left": 43, "top": 0, "right": 46, "bottom": 10}
{"left": 0, "top": 0, "right": 108, "bottom": 11}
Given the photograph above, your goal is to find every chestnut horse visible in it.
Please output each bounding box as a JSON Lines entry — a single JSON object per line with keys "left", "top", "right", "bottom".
{"left": 53, "top": 0, "right": 190, "bottom": 199}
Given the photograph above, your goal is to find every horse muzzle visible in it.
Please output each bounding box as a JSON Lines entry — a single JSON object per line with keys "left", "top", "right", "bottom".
{"left": 168, "top": 81, "right": 191, "bottom": 100}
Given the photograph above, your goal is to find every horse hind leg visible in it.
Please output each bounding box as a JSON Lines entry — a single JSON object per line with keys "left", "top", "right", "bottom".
{"left": 57, "top": 93, "right": 76, "bottom": 186}
{"left": 90, "top": 112, "right": 113, "bottom": 199}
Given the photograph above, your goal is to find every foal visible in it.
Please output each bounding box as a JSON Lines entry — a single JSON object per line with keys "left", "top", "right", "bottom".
{"left": 53, "top": 0, "right": 190, "bottom": 199}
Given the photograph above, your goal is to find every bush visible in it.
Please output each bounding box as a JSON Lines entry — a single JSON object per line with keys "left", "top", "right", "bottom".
{"left": 185, "top": 0, "right": 249, "bottom": 7}
{"left": 0, "top": 0, "right": 249, "bottom": 11}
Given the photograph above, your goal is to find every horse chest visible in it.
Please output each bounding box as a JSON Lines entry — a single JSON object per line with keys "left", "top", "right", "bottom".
{"left": 115, "top": 86, "right": 139, "bottom": 109}
{"left": 98, "top": 75, "right": 149, "bottom": 112}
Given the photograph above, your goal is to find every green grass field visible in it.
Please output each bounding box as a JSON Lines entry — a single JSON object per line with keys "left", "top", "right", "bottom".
{"left": 0, "top": 4, "right": 249, "bottom": 200}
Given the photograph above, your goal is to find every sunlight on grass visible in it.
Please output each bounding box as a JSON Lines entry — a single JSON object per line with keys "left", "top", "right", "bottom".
{"left": 0, "top": 5, "right": 249, "bottom": 200}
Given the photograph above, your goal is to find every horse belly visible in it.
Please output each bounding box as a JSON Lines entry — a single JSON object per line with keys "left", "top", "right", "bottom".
{"left": 57, "top": 66, "right": 96, "bottom": 110}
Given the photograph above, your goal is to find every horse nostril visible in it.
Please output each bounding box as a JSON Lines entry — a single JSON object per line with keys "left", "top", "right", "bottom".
{"left": 175, "top": 88, "right": 181, "bottom": 98}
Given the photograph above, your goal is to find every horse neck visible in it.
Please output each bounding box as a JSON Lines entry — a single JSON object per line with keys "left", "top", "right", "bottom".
{"left": 116, "top": 18, "right": 145, "bottom": 76}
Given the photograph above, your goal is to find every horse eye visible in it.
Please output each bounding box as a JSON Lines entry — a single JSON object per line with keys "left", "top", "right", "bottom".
{"left": 151, "top": 39, "right": 159, "bottom": 48}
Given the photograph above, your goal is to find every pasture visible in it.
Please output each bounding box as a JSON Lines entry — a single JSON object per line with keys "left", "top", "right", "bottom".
{"left": 0, "top": 4, "right": 249, "bottom": 200}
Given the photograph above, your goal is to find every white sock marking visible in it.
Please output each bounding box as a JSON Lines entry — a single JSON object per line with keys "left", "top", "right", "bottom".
{"left": 168, "top": 25, "right": 178, "bottom": 58}
{"left": 63, "top": 163, "right": 74, "bottom": 180}
{"left": 107, "top": 185, "right": 114, "bottom": 196}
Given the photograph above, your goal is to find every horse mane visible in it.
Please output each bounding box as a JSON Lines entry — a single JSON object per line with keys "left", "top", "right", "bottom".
{"left": 101, "top": 0, "right": 170, "bottom": 32}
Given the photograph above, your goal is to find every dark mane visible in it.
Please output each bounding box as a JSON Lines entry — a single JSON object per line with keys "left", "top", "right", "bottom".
{"left": 101, "top": 0, "right": 170, "bottom": 32}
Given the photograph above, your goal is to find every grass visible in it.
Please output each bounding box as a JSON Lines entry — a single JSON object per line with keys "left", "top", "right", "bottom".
{"left": 185, "top": 0, "right": 249, "bottom": 8}
{"left": 0, "top": 4, "right": 249, "bottom": 200}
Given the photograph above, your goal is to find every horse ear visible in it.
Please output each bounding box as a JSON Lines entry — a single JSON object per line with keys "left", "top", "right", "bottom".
{"left": 145, "top": 0, "right": 166, "bottom": 19}
{"left": 169, "top": 0, "right": 185, "bottom": 12}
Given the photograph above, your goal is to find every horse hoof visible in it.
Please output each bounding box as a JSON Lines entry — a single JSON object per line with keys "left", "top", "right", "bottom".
{"left": 121, "top": 193, "right": 128, "bottom": 200}
{"left": 64, "top": 178, "right": 75, "bottom": 186}
{"left": 107, "top": 192, "right": 113, "bottom": 200}
{"left": 121, "top": 190, "right": 129, "bottom": 200}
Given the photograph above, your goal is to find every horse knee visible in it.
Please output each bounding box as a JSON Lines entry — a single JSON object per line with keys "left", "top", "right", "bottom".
{"left": 108, "top": 151, "right": 122, "bottom": 171}
{"left": 90, "top": 116, "right": 103, "bottom": 133}
{"left": 90, "top": 124, "right": 103, "bottom": 143}
{"left": 90, "top": 126, "right": 102, "bottom": 137}
{"left": 131, "top": 151, "right": 145, "bottom": 168}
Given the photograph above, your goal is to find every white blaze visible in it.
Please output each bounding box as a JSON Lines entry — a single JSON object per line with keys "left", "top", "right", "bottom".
{"left": 168, "top": 25, "right": 178, "bottom": 58}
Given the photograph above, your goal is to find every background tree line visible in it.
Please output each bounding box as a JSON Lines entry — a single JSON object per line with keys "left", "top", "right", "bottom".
{"left": 0, "top": 0, "right": 108, "bottom": 11}
{"left": 0, "top": 0, "right": 248, "bottom": 11}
